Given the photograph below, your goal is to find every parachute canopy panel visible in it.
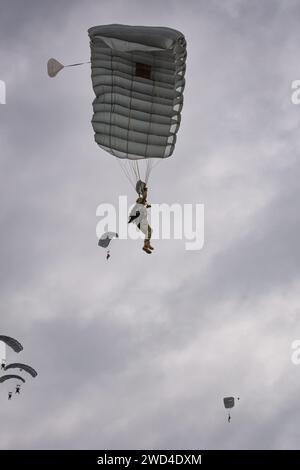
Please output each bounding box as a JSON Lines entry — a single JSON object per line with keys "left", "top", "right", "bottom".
{"left": 223, "top": 397, "right": 235, "bottom": 409}
{"left": 5, "top": 363, "right": 38, "bottom": 378}
{"left": 0, "top": 336, "right": 23, "bottom": 353}
{"left": 88, "top": 24, "right": 186, "bottom": 161}
{"left": 0, "top": 374, "right": 25, "bottom": 384}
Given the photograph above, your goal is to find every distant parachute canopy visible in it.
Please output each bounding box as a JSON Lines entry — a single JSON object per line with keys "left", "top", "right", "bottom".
{"left": 98, "top": 232, "right": 119, "bottom": 248}
{"left": 0, "top": 375, "right": 25, "bottom": 384}
{"left": 4, "top": 363, "right": 38, "bottom": 378}
{"left": 0, "top": 336, "right": 23, "bottom": 353}
{"left": 223, "top": 397, "right": 235, "bottom": 409}
{"left": 88, "top": 24, "right": 186, "bottom": 185}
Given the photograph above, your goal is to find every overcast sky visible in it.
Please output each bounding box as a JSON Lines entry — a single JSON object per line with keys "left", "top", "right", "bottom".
{"left": 1, "top": 0, "right": 300, "bottom": 450}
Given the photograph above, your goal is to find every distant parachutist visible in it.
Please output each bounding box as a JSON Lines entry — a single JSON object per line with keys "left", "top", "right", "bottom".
{"left": 8, "top": 392, "right": 12, "bottom": 400}
{"left": 98, "top": 233, "right": 118, "bottom": 259}
{"left": 223, "top": 396, "right": 239, "bottom": 423}
{"left": 15, "top": 384, "right": 21, "bottom": 394}
{"left": 1, "top": 362, "right": 5, "bottom": 370}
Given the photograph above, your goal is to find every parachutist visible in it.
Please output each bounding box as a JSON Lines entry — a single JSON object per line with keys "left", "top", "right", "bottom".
{"left": 106, "top": 250, "right": 111, "bottom": 260}
{"left": 8, "top": 392, "right": 12, "bottom": 400}
{"left": 1, "top": 362, "right": 5, "bottom": 370}
{"left": 228, "top": 415, "right": 231, "bottom": 423}
{"left": 129, "top": 185, "right": 154, "bottom": 254}
{"left": 15, "top": 385, "right": 21, "bottom": 394}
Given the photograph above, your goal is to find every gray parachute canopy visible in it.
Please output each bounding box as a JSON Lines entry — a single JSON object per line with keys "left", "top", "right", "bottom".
{"left": 98, "top": 231, "right": 119, "bottom": 248}
{"left": 88, "top": 24, "right": 186, "bottom": 186}
{"left": 0, "top": 336, "right": 23, "bottom": 353}
{"left": 4, "top": 363, "right": 38, "bottom": 378}
{"left": 223, "top": 397, "right": 235, "bottom": 409}
{"left": 0, "top": 375, "right": 25, "bottom": 384}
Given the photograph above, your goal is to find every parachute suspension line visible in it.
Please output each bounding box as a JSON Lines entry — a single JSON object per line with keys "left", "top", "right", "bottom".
{"left": 127, "top": 160, "right": 138, "bottom": 187}
{"left": 116, "top": 159, "right": 136, "bottom": 191}
{"left": 145, "top": 159, "right": 154, "bottom": 184}
{"left": 126, "top": 160, "right": 138, "bottom": 187}
{"left": 65, "top": 61, "right": 91, "bottom": 68}
{"left": 144, "top": 157, "right": 163, "bottom": 185}
{"left": 136, "top": 161, "right": 140, "bottom": 180}
{"left": 145, "top": 160, "right": 151, "bottom": 184}
{"left": 120, "top": 157, "right": 162, "bottom": 189}
{"left": 151, "top": 158, "right": 163, "bottom": 172}
{"left": 137, "top": 161, "right": 141, "bottom": 180}
{"left": 132, "top": 160, "right": 141, "bottom": 182}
